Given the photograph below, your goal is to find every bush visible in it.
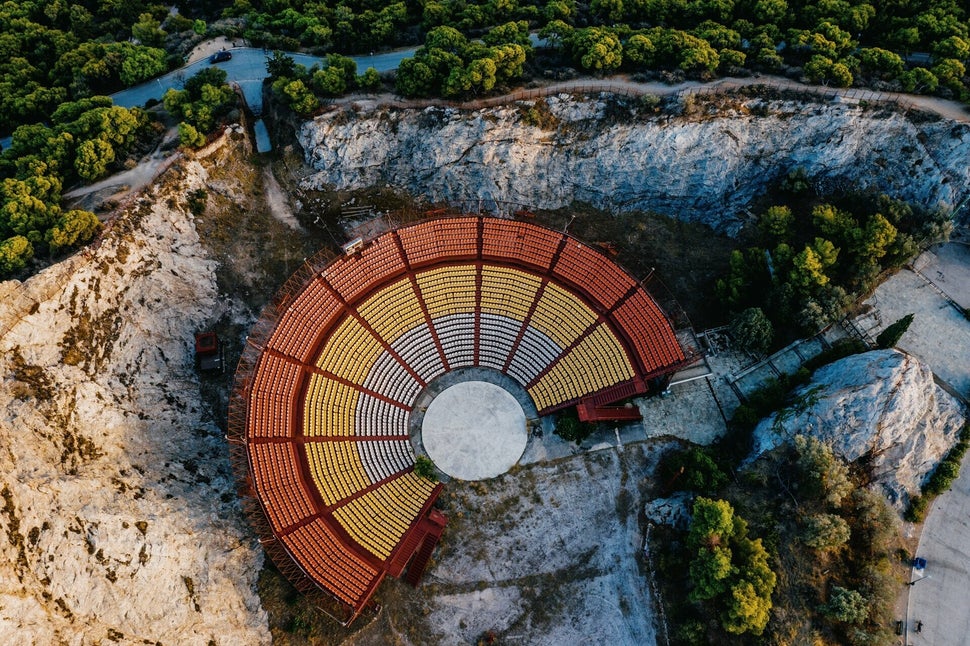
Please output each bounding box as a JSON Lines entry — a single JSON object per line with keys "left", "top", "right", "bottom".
{"left": 820, "top": 586, "right": 869, "bottom": 624}
{"left": 554, "top": 410, "right": 596, "bottom": 444}
{"left": 800, "top": 513, "right": 851, "bottom": 550}
{"left": 414, "top": 455, "right": 438, "bottom": 481}
{"left": 730, "top": 307, "right": 774, "bottom": 355}
{"left": 659, "top": 445, "right": 729, "bottom": 495}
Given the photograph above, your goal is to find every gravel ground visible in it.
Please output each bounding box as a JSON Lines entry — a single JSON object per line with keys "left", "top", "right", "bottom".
{"left": 860, "top": 255, "right": 970, "bottom": 397}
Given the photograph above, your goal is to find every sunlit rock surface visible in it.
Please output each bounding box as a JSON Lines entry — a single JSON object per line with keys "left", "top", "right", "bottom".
{"left": 0, "top": 162, "right": 268, "bottom": 644}
{"left": 299, "top": 96, "right": 970, "bottom": 235}
{"left": 750, "top": 349, "right": 966, "bottom": 509}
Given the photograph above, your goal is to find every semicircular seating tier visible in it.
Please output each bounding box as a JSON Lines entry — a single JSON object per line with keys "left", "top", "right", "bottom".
{"left": 233, "top": 216, "right": 688, "bottom": 624}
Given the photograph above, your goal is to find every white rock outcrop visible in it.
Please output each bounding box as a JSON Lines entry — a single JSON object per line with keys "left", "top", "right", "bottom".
{"left": 749, "top": 349, "right": 966, "bottom": 509}
{"left": 0, "top": 163, "right": 269, "bottom": 644}
{"left": 298, "top": 96, "right": 970, "bottom": 234}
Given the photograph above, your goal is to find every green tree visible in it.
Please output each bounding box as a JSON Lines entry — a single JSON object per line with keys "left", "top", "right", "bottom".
{"left": 131, "top": 12, "right": 166, "bottom": 47}
{"left": 800, "top": 513, "right": 851, "bottom": 549}
{"left": 177, "top": 122, "right": 206, "bottom": 148}
{"left": 687, "top": 498, "right": 776, "bottom": 635}
{"left": 119, "top": 45, "right": 166, "bottom": 86}
{"left": 858, "top": 48, "right": 905, "bottom": 79}
{"left": 0, "top": 235, "right": 34, "bottom": 273}
{"left": 789, "top": 246, "right": 829, "bottom": 294}
{"left": 820, "top": 586, "right": 869, "bottom": 624}
{"left": 274, "top": 78, "right": 318, "bottom": 116}
{"left": 74, "top": 138, "right": 114, "bottom": 181}
{"left": 569, "top": 28, "right": 623, "bottom": 73}
{"left": 266, "top": 51, "right": 296, "bottom": 79}
{"left": 876, "top": 313, "right": 914, "bottom": 349}
{"left": 624, "top": 33, "right": 656, "bottom": 67}
{"left": 690, "top": 545, "right": 734, "bottom": 601}
{"left": 900, "top": 67, "right": 939, "bottom": 93}
{"left": 730, "top": 307, "right": 773, "bottom": 355}
{"left": 358, "top": 67, "right": 382, "bottom": 91}
{"left": 658, "top": 446, "right": 728, "bottom": 494}
{"left": 794, "top": 435, "right": 853, "bottom": 507}
{"left": 46, "top": 209, "right": 100, "bottom": 252}
{"left": 758, "top": 205, "right": 793, "bottom": 239}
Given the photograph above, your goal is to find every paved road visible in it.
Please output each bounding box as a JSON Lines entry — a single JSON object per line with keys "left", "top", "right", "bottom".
{"left": 907, "top": 447, "right": 970, "bottom": 645}
{"left": 110, "top": 46, "right": 414, "bottom": 114}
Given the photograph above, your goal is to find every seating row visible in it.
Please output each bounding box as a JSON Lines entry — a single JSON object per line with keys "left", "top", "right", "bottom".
{"left": 356, "top": 439, "right": 415, "bottom": 484}
{"left": 248, "top": 391, "right": 297, "bottom": 439}
{"left": 432, "top": 314, "right": 476, "bottom": 368}
{"left": 388, "top": 323, "right": 446, "bottom": 384}
{"left": 505, "top": 324, "right": 563, "bottom": 386}
{"left": 268, "top": 278, "right": 342, "bottom": 363}
{"left": 324, "top": 236, "right": 407, "bottom": 303}
{"left": 356, "top": 278, "right": 425, "bottom": 346}
{"left": 354, "top": 394, "right": 409, "bottom": 436}
{"left": 332, "top": 471, "right": 437, "bottom": 561}
{"left": 248, "top": 442, "right": 317, "bottom": 533}
{"left": 278, "top": 517, "right": 380, "bottom": 606}
{"left": 529, "top": 282, "right": 598, "bottom": 348}
{"left": 612, "top": 292, "right": 686, "bottom": 372}
{"left": 248, "top": 354, "right": 303, "bottom": 438}
{"left": 361, "top": 351, "right": 422, "bottom": 405}
{"left": 304, "top": 375, "right": 358, "bottom": 437}
{"left": 553, "top": 242, "right": 636, "bottom": 310}
{"left": 480, "top": 265, "right": 541, "bottom": 321}
{"left": 478, "top": 314, "right": 521, "bottom": 372}
{"left": 528, "top": 324, "right": 634, "bottom": 411}
{"left": 305, "top": 440, "right": 371, "bottom": 506}
{"left": 415, "top": 266, "right": 477, "bottom": 319}
{"left": 482, "top": 219, "right": 560, "bottom": 269}
{"left": 399, "top": 219, "right": 479, "bottom": 267}
{"left": 315, "top": 316, "right": 385, "bottom": 386}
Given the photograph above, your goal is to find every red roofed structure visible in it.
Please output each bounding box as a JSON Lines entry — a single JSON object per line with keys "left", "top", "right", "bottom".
{"left": 228, "top": 215, "right": 691, "bottom": 624}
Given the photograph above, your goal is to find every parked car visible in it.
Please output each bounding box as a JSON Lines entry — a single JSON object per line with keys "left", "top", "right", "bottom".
{"left": 210, "top": 51, "right": 232, "bottom": 63}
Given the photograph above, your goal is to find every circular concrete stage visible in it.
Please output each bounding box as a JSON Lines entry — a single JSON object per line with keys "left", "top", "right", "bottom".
{"left": 421, "top": 381, "right": 527, "bottom": 480}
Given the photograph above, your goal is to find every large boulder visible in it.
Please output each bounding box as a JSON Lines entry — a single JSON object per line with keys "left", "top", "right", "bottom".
{"left": 749, "top": 349, "right": 965, "bottom": 509}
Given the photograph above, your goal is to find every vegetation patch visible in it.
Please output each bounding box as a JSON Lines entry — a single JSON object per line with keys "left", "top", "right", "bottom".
{"left": 657, "top": 436, "right": 903, "bottom": 645}
{"left": 717, "top": 187, "right": 951, "bottom": 345}
{"left": 906, "top": 422, "right": 970, "bottom": 522}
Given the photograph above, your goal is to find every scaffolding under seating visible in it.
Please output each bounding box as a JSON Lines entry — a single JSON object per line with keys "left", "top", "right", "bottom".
{"left": 236, "top": 215, "right": 689, "bottom": 625}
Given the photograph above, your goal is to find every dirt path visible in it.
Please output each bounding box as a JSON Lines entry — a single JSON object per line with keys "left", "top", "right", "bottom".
{"left": 261, "top": 167, "right": 303, "bottom": 230}
{"left": 337, "top": 74, "right": 970, "bottom": 124}
{"left": 64, "top": 127, "right": 178, "bottom": 202}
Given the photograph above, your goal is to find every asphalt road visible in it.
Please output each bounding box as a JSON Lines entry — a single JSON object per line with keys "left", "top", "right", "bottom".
{"left": 111, "top": 46, "right": 414, "bottom": 114}
{"left": 906, "top": 448, "right": 970, "bottom": 645}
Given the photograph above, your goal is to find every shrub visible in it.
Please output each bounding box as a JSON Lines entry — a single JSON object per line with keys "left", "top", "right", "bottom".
{"left": 414, "top": 455, "right": 438, "bottom": 481}
{"left": 730, "top": 307, "right": 774, "bottom": 355}
{"left": 800, "top": 513, "right": 851, "bottom": 550}
{"left": 659, "top": 446, "right": 728, "bottom": 494}
{"left": 820, "top": 586, "right": 869, "bottom": 624}
{"left": 554, "top": 410, "right": 595, "bottom": 444}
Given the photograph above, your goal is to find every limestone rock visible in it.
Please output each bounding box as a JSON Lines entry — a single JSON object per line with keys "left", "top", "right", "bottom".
{"left": 749, "top": 349, "right": 966, "bottom": 509}
{"left": 0, "top": 162, "right": 269, "bottom": 644}
{"left": 297, "top": 96, "right": 970, "bottom": 235}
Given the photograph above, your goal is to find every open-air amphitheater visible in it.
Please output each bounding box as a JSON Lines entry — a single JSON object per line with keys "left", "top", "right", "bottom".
{"left": 228, "top": 215, "right": 694, "bottom": 625}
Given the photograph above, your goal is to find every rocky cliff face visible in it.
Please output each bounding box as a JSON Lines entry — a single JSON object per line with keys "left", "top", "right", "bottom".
{"left": 298, "top": 95, "right": 970, "bottom": 234}
{"left": 0, "top": 161, "right": 268, "bottom": 644}
{"left": 750, "top": 349, "right": 966, "bottom": 509}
